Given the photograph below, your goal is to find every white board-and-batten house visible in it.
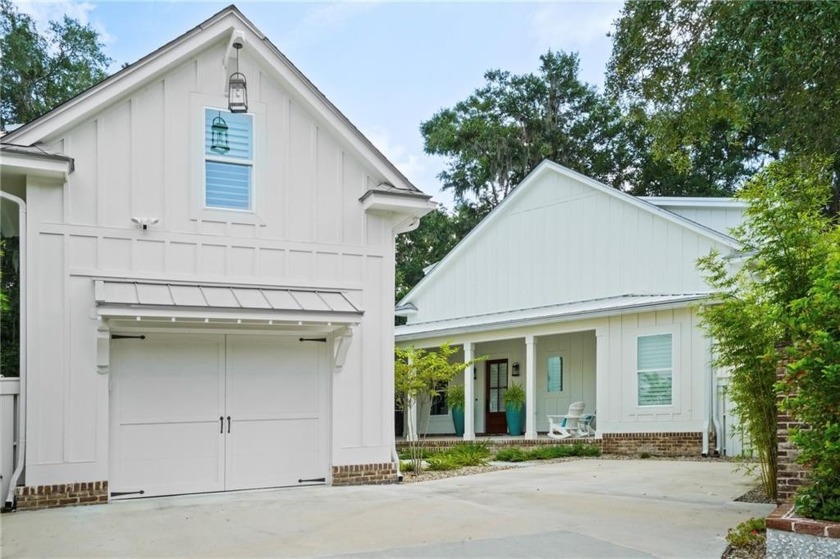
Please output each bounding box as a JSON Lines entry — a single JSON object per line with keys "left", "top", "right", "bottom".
{"left": 0, "top": 5, "right": 434, "bottom": 509}
{"left": 396, "top": 161, "right": 747, "bottom": 457}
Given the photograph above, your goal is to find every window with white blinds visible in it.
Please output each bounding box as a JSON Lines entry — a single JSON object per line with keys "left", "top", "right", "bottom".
{"left": 204, "top": 108, "right": 253, "bottom": 210}
{"left": 637, "top": 333, "right": 673, "bottom": 406}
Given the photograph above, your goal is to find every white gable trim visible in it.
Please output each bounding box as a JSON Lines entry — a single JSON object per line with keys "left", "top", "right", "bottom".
{"left": 3, "top": 7, "right": 425, "bottom": 200}
{"left": 398, "top": 160, "right": 740, "bottom": 306}
{"left": 641, "top": 197, "right": 747, "bottom": 209}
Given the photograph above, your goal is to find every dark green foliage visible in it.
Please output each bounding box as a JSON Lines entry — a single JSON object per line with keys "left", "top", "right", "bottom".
{"left": 397, "top": 448, "right": 438, "bottom": 461}
{"left": 493, "top": 448, "right": 528, "bottom": 462}
{"left": 502, "top": 383, "right": 525, "bottom": 412}
{"left": 0, "top": 238, "right": 19, "bottom": 377}
{"left": 426, "top": 443, "right": 491, "bottom": 471}
{"left": 698, "top": 155, "right": 835, "bottom": 501}
{"left": 725, "top": 517, "right": 766, "bottom": 548}
{"left": 782, "top": 228, "right": 840, "bottom": 521}
{"left": 395, "top": 203, "right": 481, "bottom": 305}
{"left": 422, "top": 51, "right": 631, "bottom": 209}
{"left": 0, "top": 0, "right": 112, "bottom": 128}
{"left": 493, "top": 444, "right": 600, "bottom": 462}
{"left": 609, "top": 0, "right": 840, "bottom": 211}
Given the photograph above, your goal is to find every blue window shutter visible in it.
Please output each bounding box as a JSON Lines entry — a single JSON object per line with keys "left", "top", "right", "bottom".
{"left": 205, "top": 161, "right": 252, "bottom": 210}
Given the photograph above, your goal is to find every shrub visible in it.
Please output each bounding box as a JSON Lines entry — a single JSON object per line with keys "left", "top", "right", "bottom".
{"left": 494, "top": 444, "right": 600, "bottom": 462}
{"left": 783, "top": 230, "right": 840, "bottom": 521}
{"left": 640, "top": 452, "right": 651, "bottom": 459}
{"left": 447, "top": 442, "right": 491, "bottom": 466}
{"left": 426, "top": 454, "right": 461, "bottom": 471}
{"left": 725, "top": 517, "right": 765, "bottom": 548}
{"left": 398, "top": 448, "right": 438, "bottom": 461}
{"left": 494, "top": 448, "right": 528, "bottom": 462}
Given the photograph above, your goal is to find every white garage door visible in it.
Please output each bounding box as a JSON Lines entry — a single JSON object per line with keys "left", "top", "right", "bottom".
{"left": 110, "top": 333, "right": 329, "bottom": 498}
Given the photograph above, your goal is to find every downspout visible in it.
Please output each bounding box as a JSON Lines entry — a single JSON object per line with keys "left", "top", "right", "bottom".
{"left": 710, "top": 348, "right": 722, "bottom": 456}
{"left": 702, "top": 342, "right": 711, "bottom": 457}
{"left": 391, "top": 440, "right": 402, "bottom": 482}
{"left": 2, "top": 192, "right": 26, "bottom": 510}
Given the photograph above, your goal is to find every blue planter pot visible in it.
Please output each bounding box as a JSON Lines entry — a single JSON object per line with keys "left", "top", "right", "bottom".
{"left": 451, "top": 407, "right": 465, "bottom": 437}
{"left": 506, "top": 403, "right": 524, "bottom": 436}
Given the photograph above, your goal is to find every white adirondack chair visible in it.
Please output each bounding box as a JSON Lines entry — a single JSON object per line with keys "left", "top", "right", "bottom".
{"left": 547, "top": 401, "right": 585, "bottom": 439}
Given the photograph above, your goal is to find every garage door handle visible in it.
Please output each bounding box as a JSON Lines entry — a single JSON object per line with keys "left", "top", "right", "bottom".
{"left": 227, "top": 416, "right": 231, "bottom": 433}
{"left": 220, "top": 416, "right": 224, "bottom": 434}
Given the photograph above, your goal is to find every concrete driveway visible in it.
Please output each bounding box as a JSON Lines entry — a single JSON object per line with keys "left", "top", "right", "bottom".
{"left": 1, "top": 459, "right": 775, "bottom": 558}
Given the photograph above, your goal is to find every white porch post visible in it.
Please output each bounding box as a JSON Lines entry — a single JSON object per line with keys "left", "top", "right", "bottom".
{"left": 463, "top": 342, "right": 475, "bottom": 441}
{"left": 525, "top": 335, "right": 537, "bottom": 439}
{"left": 595, "top": 327, "right": 608, "bottom": 437}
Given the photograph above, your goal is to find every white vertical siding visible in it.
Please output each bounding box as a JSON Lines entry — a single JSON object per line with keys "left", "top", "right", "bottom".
{"left": 408, "top": 172, "right": 734, "bottom": 325}
{"left": 23, "top": 37, "right": 400, "bottom": 484}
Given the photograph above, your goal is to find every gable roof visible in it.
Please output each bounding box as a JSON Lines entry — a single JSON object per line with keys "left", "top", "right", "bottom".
{"left": 1, "top": 4, "right": 428, "bottom": 201}
{"left": 398, "top": 160, "right": 741, "bottom": 306}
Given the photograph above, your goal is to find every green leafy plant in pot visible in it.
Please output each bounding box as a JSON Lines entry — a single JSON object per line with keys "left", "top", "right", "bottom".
{"left": 503, "top": 383, "right": 526, "bottom": 436}
{"left": 447, "top": 383, "right": 466, "bottom": 437}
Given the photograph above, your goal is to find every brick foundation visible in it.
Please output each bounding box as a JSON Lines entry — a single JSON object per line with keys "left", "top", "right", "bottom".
{"left": 15, "top": 481, "right": 108, "bottom": 510}
{"left": 601, "top": 432, "right": 712, "bottom": 457}
{"left": 397, "top": 431, "right": 712, "bottom": 458}
{"left": 766, "top": 503, "right": 840, "bottom": 558}
{"left": 776, "top": 360, "right": 809, "bottom": 502}
{"left": 332, "top": 463, "right": 398, "bottom": 486}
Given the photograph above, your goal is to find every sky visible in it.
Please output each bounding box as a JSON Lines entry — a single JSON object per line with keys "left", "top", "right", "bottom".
{"left": 13, "top": 0, "right": 625, "bottom": 208}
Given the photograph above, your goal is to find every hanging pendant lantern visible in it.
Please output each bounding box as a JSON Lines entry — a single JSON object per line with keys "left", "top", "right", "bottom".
{"left": 210, "top": 112, "right": 230, "bottom": 154}
{"left": 228, "top": 40, "right": 248, "bottom": 113}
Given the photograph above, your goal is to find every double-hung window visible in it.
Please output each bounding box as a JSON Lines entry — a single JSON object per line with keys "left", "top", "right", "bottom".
{"left": 204, "top": 108, "right": 253, "bottom": 211}
{"left": 637, "top": 334, "right": 673, "bottom": 406}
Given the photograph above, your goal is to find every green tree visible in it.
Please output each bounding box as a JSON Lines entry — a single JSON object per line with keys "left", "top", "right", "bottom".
{"left": 421, "top": 51, "right": 632, "bottom": 210}
{"left": 608, "top": 0, "right": 840, "bottom": 210}
{"left": 0, "top": 0, "right": 112, "bottom": 128}
{"left": 698, "top": 155, "right": 835, "bottom": 500}
{"left": 395, "top": 343, "right": 480, "bottom": 473}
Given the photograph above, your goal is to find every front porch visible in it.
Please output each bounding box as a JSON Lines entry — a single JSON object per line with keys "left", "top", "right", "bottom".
{"left": 409, "top": 327, "right": 603, "bottom": 441}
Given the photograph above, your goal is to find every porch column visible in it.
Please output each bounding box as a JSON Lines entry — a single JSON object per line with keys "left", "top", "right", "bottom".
{"left": 463, "top": 342, "right": 475, "bottom": 441}
{"left": 525, "top": 335, "right": 537, "bottom": 439}
{"left": 595, "top": 327, "right": 608, "bottom": 437}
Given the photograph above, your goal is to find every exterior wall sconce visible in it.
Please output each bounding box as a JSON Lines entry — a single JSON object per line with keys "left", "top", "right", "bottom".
{"left": 210, "top": 113, "right": 230, "bottom": 154}
{"left": 228, "top": 40, "right": 248, "bottom": 113}
{"left": 512, "top": 362, "right": 521, "bottom": 376}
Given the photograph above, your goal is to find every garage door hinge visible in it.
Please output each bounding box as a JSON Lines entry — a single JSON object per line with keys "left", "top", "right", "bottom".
{"left": 111, "top": 334, "right": 146, "bottom": 340}
{"left": 299, "top": 337, "right": 327, "bottom": 343}
{"left": 298, "top": 477, "right": 326, "bottom": 484}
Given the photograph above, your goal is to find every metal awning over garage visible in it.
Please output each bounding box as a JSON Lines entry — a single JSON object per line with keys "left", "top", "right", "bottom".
{"left": 94, "top": 280, "right": 363, "bottom": 325}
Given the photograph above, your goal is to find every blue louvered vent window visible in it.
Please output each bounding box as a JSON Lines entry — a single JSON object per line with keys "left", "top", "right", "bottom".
{"left": 204, "top": 108, "right": 253, "bottom": 210}
{"left": 637, "top": 334, "right": 673, "bottom": 406}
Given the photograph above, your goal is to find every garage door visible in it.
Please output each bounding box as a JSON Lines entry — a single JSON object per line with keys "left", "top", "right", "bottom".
{"left": 109, "top": 333, "right": 329, "bottom": 498}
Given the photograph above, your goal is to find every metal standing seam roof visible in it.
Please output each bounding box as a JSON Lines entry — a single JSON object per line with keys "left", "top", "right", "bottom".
{"left": 94, "top": 280, "right": 362, "bottom": 315}
{"left": 395, "top": 293, "right": 710, "bottom": 340}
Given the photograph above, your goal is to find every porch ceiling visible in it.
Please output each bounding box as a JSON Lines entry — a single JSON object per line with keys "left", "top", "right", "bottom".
{"left": 395, "top": 293, "right": 709, "bottom": 341}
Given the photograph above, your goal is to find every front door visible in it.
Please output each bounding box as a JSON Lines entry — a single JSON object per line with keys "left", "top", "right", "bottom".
{"left": 485, "top": 359, "right": 508, "bottom": 434}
